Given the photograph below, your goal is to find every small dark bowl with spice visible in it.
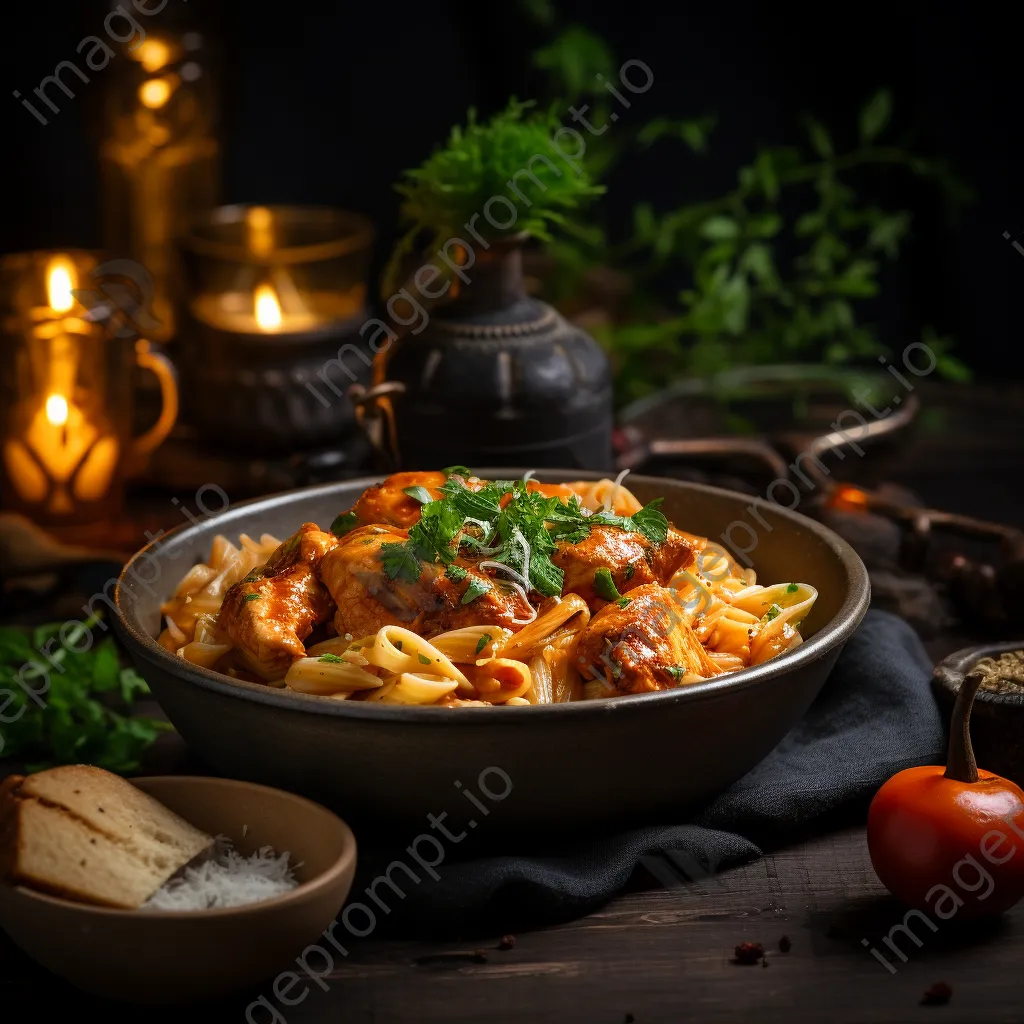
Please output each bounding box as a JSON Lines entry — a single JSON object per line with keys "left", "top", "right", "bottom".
{"left": 933, "top": 642, "right": 1024, "bottom": 788}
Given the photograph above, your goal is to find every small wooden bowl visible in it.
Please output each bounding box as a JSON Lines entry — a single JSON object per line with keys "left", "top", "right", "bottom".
{"left": 0, "top": 776, "right": 356, "bottom": 1004}
{"left": 933, "top": 641, "right": 1024, "bottom": 788}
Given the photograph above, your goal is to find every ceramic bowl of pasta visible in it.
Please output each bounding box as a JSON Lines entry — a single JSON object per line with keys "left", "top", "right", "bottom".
{"left": 115, "top": 470, "right": 869, "bottom": 833}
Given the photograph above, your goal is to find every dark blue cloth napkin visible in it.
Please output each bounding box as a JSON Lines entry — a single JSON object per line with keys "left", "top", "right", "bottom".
{"left": 356, "top": 610, "right": 943, "bottom": 935}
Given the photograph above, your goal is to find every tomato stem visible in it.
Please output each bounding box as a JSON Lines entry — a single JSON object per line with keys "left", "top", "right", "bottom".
{"left": 944, "top": 668, "right": 982, "bottom": 784}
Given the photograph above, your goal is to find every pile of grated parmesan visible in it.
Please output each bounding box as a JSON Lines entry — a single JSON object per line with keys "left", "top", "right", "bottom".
{"left": 144, "top": 836, "right": 299, "bottom": 911}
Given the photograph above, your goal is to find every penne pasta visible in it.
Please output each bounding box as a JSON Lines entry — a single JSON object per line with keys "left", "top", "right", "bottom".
{"left": 177, "top": 642, "right": 233, "bottom": 669}
{"left": 429, "top": 626, "right": 514, "bottom": 664}
{"left": 366, "top": 626, "right": 470, "bottom": 690}
{"left": 285, "top": 657, "right": 383, "bottom": 695}
{"left": 497, "top": 594, "right": 589, "bottom": 662}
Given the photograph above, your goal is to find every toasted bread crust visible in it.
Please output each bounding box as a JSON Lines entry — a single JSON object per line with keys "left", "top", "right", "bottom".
{"left": 0, "top": 766, "right": 212, "bottom": 909}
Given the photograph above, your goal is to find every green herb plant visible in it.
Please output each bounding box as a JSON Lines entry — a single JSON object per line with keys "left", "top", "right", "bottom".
{"left": 382, "top": 99, "right": 605, "bottom": 297}
{"left": 0, "top": 616, "right": 170, "bottom": 774}
{"left": 520, "top": 4, "right": 972, "bottom": 402}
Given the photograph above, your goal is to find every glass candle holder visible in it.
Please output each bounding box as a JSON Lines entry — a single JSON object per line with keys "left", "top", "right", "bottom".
{"left": 99, "top": 19, "right": 219, "bottom": 343}
{"left": 0, "top": 251, "right": 178, "bottom": 533}
{"left": 176, "top": 205, "right": 374, "bottom": 452}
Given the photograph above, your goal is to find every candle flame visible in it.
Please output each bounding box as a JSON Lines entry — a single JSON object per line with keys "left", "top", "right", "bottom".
{"left": 139, "top": 76, "right": 175, "bottom": 109}
{"left": 254, "top": 283, "right": 282, "bottom": 331}
{"left": 136, "top": 38, "right": 171, "bottom": 72}
{"left": 45, "top": 393, "right": 69, "bottom": 427}
{"left": 46, "top": 258, "right": 76, "bottom": 313}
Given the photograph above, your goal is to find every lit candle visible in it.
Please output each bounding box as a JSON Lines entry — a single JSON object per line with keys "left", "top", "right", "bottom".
{"left": 1, "top": 256, "right": 119, "bottom": 514}
{"left": 189, "top": 206, "right": 361, "bottom": 335}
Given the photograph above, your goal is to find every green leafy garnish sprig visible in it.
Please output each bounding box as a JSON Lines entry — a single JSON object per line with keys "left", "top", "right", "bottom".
{"left": 376, "top": 473, "right": 668, "bottom": 600}
{"left": 0, "top": 615, "right": 170, "bottom": 774}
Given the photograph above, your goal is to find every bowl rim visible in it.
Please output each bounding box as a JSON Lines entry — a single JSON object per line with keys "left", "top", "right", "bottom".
{"left": 114, "top": 472, "right": 871, "bottom": 722}
{"left": 3, "top": 776, "right": 357, "bottom": 920}
{"left": 933, "top": 640, "right": 1024, "bottom": 706}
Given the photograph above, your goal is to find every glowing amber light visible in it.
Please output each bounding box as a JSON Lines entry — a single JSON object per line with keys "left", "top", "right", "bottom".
{"left": 139, "top": 76, "right": 174, "bottom": 109}
{"left": 254, "top": 283, "right": 283, "bottom": 331}
{"left": 45, "top": 393, "right": 69, "bottom": 427}
{"left": 46, "top": 258, "right": 76, "bottom": 313}
{"left": 136, "top": 38, "right": 171, "bottom": 72}
{"left": 830, "top": 484, "right": 870, "bottom": 512}
{"left": 247, "top": 206, "right": 275, "bottom": 258}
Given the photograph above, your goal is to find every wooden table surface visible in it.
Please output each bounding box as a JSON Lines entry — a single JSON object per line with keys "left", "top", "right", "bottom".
{"left": 2, "top": 826, "right": 1021, "bottom": 1023}
{"left": 3, "top": 382, "right": 1023, "bottom": 1022}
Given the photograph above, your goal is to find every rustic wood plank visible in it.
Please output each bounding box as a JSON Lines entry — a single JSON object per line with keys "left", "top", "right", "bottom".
{"left": 3, "top": 827, "right": 1022, "bottom": 1022}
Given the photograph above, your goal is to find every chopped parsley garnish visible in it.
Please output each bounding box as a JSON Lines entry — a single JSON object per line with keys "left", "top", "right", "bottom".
{"left": 461, "top": 577, "right": 491, "bottom": 605}
{"left": 417, "top": 653, "right": 432, "bottom": 665}
{"left": 666, "top": 666, "right": 687, "bottom": 681}
{"left": 616, "top": 596, "right": 632, "bottom": 608}
{"left": 624, "top": 564, "right": 636, "bottom": 580}
{"left": 593, "top": 567, "right": 623, "bottom": 603}
{"left": 374, "top": 476, "right": 669, "bottom": 598}
{"left": 379, "top": 542, "right": 422, "bottom": 582}
{"left": 442, "top": 465, "right": 472, "bottom": 477}
{"left": 445, "top": 564, "right": 469, "bottom": 582}
{"left": 318, "top": 653, "right": 345, "bottom": 663}
{"left": 763, "top": 604, "right": 783, "bottom": 622}
{"left": 331, "top": 511, "right": 359, "bottom": 537}
{"left": 402, "top": 485, "right": 435, "bottom": 505}
{"left": 243, "top": 593, "right": 261, "bottom": 602}
{"left": 786, "top": 583, "right": 799, "bottom": 594}
{"left": 475, "top": 633, "right": 492, "bottom": 655}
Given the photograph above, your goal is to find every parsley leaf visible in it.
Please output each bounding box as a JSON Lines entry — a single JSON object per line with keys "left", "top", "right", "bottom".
{"left": 319, "top": 653, "right": 345, "bottom": 663}
{"left": 593, "top": 567, "right": 623, "bottom": 603}
{"left": 624, "top": 564, "right": 636, "bottom": 580}
{"left": 461, "top": 577, "right": 492, "bottom": 604}
{"left": 786, "top": 583, "right": 799, "bottom": 594}
{"left": 666, "top": 666, "right": 687, "bottom": 681}
{"left": 418, "top": 653, "right": 432, "bottom": 665}
{"left": 331, "top": 511, "right": 359, "bottom": 537}
{"left": 379, "top": 542, "right": 422, "bottom": 582}
{"left": 445, "top": 564, "right": 469, "bottom": 582}
{"left": 763, "top": 604, "right": 783, "bottom": 622}
{"left": 243, "top": 593, "right": 261, "bottom": 602}
{"left": 440, "top": 478, "right": 503, "bottom": 520}
{"left": 590, "top": 498, "right": 669, "bottom": 545}
{"left": 475, "top": 633, "right": 492, "bottom": 655}
{"left": 442, "top": 465, "right": 472, "bottom": 477}
{"left": 403, "top": 485, "right": 435, "bottom": 504}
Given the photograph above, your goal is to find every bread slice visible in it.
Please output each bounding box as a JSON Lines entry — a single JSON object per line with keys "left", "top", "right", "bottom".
{"left": 0, "top": 766, "right": 213, "bottom": 909}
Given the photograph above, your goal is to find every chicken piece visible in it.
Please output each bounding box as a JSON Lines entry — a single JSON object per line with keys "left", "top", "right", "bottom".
{"left": 344, "top": 472, "right": 451, "bottom": 530}
{"left": 219, "top": 564, "right": 332, "bottom": 680}
{"left": 576, "top": 583, "right": 720, "bottom": 694}
{"left": 318, "top": 524, "right": 533, "bottom": 639}
{"left": 218, "top": 523, "right": 337, "bottom": 680}
{"left": 553, "top": 526, "right": 702, "bottom": 611}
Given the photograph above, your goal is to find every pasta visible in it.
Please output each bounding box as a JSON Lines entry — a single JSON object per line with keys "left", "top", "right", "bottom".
{"left": 158, "top": 470, "right": 818, "bottom": 706}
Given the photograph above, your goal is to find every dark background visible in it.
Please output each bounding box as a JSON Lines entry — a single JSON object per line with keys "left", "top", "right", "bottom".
{"left": 4, "top": 0, "right": 1021, "bottom": 376}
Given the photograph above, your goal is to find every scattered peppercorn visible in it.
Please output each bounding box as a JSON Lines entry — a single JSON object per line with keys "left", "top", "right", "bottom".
{"left": 921, "top": 982, "right": 953, "bottom": 1006}
{"left": 733, "top": 941, "right": 765, "bottom": 965}
{"left": 779, "top": 935, "right": 792, "bottom": 953}
{"left": 498, "top": 935, "right": 516, "bottom": 951}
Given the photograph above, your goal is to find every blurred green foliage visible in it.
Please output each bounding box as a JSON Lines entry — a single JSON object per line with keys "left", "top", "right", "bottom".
{"left": 521, "top": 8, "right": 972, "bottom": 403}
{"left": 0, "top": 616, "right": 170, "bottom": 774}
